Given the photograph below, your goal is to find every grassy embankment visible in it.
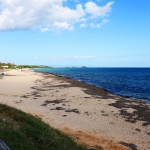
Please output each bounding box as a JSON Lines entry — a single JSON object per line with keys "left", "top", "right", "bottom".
{"left": 0, "top": 104, "right": 91, "bottom": 150}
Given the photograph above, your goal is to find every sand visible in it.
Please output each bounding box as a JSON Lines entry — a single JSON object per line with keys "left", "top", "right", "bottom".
{"left": 0, "top": 69, "right": 150, "bottom": 150}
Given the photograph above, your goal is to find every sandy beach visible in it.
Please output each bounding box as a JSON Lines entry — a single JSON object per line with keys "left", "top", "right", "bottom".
{"left": 0, "top": 69, "right": 150, "bottom": 150}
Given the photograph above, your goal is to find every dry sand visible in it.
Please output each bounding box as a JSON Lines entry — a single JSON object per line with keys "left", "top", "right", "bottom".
{"left": 0, "top": 69, "right": 150, "bottom": 150}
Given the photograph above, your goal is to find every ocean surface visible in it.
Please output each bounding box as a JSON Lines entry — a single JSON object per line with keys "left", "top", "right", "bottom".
{"left": 34, "top": 68, "right": 150, "bottom": 102}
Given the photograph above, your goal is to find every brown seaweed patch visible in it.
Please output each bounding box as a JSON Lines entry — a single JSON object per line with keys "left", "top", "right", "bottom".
{"left": 51, "top": 107, "right": 65, "bottom": 110}
{"left": 120, "top": 109, "right": 137, "bottom": 123}
{"left": 41, "top": 103, "right": 47, "bottom": 107}
{"left": 15, "top": 100, "right": 22, "bottom": 104}
{"left": 31, "top": 86, "right": 52, "bottom": 91}
{"left": 34, "top": 95, "right": 42, "bottom": 97}
{"left": 119, "top": 142, "right": 137, "bottom": 150}
{"left": 41, "top": 99, "right": 67, "bottom": 107}
{"left": 102, "top": 114, "right": 109, "bottom": 116}
{"left": 135, "top": 128, "right": 141, "bottom": 132}
{"left": 20, "top": 95, "right": 28, "bottom": 98}
{"left": 101, "top": 111, "right": 109, "bottom": 116}
{"left": 31, "top": 91, "right": 40, "bottom": 95}
{"left": 84, "top": 111, "right": 89, "bottom": 116}
{"left": 65, "top": 109, "right": 80, "bottom": 114}
{"left": 109, "top": 99, "right": 150, "bottom": 126}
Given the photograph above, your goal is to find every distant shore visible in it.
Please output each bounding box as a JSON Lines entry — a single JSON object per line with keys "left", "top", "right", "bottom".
{"left": 0, "top": 69, "right": 150, "bottom": 150}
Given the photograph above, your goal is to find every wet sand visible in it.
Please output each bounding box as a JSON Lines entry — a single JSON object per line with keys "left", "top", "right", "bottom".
{"left": 0, "top": 69, "right": 150, "bottom": 150}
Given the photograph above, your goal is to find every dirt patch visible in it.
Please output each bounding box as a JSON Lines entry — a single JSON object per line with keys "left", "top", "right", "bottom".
{"left": 62, "top": 128, "right": 130, "bottom": 150}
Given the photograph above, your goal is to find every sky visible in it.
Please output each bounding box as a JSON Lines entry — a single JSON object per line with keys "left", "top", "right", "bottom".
{"left": 0, "top": 0, "right": 150, "bottom": 67}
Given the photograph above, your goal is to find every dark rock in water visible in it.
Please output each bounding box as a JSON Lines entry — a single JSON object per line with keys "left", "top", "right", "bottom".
{"left": 0, "top": 140, "right": 11, "bottom": 150}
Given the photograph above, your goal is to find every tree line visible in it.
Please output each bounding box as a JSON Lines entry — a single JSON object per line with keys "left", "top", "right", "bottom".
{"left": 0, "top": 62, "right": 50, "bottom": 69}
{"left": 0, "top": 62, "right": 16, "bottom": 69}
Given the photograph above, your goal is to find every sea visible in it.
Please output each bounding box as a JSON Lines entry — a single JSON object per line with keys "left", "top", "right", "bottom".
{"left": 34, "top": 68, "right": 150, "bottom": 103}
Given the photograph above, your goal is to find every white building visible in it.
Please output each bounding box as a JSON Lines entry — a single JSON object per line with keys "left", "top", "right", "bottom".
{"left": 1, "top": 66, "right": 9, "bottom": 69}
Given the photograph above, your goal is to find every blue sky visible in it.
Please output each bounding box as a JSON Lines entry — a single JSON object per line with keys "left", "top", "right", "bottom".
{"left": 0, "top": 0, "right": 150, "bottom": 67}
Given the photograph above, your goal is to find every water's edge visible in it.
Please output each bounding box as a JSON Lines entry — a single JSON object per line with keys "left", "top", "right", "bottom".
{"left": 35, "top": 70, "right": 150, "bottom": 104}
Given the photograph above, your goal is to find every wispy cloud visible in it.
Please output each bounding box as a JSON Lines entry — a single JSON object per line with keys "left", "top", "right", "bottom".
{"left": 0, "top": 0, "right": 114, "bottom": 32}
{"left": 80, "top": 19, "right": 109, "bottom": 29}
{"left": 80, "top": 23, "right": 101, "bottom": 29}
{"left": 73, "top": 56, "right": 96, "bottom": 59}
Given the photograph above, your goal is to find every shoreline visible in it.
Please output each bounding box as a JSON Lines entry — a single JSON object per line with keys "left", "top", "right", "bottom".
{"left": 0, "top": 69, "right": 150, "bottom": 150}
{"left": 35, "top": 70, "right": 150, "bottom": 103}
{"left": 41, "top": 71, "right": 150, "bottom": 125}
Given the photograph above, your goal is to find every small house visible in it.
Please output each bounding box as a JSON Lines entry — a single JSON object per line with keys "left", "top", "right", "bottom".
{"left": 1, "top": 66, "right": 9, "bottom": 69}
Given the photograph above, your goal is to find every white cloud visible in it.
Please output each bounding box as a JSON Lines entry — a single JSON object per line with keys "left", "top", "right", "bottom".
{"left": 85, "top": 1, "right": 114, "bottom": 18}
{"left": 41, "top": 27, "right": 50, "bottom": 32}
{"left": 53, "top": 22, "right": 73, "bottom": 31}
{"left": 80, "top": 22, "right": 101, "bottom": 29}
{"left": 0, "top": 0, "right": 114, "bottom": 32}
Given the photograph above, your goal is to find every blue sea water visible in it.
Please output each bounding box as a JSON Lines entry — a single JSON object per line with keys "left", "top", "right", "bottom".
{"left": 34, "top": 68, "right": 150, "bottom": 102}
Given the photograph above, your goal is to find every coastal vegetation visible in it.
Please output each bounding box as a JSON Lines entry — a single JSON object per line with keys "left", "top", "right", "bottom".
{"left": 0, "top": 62, "right": 16, "bottom": 69}
{"left": 0, "top": 62, "right": 50, "bottom": 70}
{"left": 17, "top": 65, "right": 50, "bottom": 69}
{"left": 0, "top": 104, "right": 88, "bottom": 150}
